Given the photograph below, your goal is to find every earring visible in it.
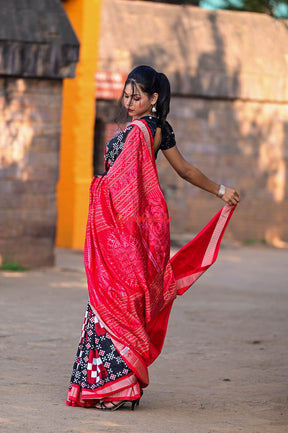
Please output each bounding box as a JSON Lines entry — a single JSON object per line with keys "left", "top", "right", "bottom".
{"left": 152, "top": 104, "right": 157, "bottom": 113}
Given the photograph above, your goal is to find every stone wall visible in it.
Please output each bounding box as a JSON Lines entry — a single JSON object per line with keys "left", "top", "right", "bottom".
{"left": 0, "top": 0, "right": 79, "bottom": 267}
{"left": 0, "top": 78, "right": 63, "bottom": 266}
{"left": 96, "top": 0, "right": 288, "bottom": 245}
{"left": 158, "top": 98, "right": 288, "bottom": 245}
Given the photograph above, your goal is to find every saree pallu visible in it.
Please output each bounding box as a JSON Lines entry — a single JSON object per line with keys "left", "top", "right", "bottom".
{"left": 82, "top": 119, "right": 235, "bottom": 395}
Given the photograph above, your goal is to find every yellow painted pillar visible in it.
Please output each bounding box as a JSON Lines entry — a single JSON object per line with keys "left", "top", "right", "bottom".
{"left": 57, "top": 0, "right": 102, "bottom": 249}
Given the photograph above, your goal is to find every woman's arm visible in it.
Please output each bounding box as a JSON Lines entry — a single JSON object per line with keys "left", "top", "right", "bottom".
{"left": 162, "top": 146, "right": 240, "bottom": 205}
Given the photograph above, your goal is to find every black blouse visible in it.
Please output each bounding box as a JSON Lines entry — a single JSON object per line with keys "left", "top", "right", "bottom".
{"left": 104, "top": 116, "right": 176, "bottom": 171}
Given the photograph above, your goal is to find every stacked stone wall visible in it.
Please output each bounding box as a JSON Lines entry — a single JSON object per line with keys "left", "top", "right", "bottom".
{"left": 97, "top": 0, "right": 288, "bottom": 245}
{"left": 0, "top": 0, "right": 78, "bottom": 267}
{"left": 159, "top": 97, "right": 288, "bottom": 244}
{"left": 0, "top": 78, "right": 62, "bottom": 266}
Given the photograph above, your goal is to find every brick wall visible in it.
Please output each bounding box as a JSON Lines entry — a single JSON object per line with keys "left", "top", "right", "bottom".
{"left": 96, "top": 0, "right": 288, "bottom": 246}
{"left": 0, "top": 78, "right": 62, "bottom": 266}
{"left": 158, "top": 97, "right": 288, "bottom": 244}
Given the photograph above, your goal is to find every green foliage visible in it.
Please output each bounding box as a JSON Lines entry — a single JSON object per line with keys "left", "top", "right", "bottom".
{"left": 0, "top": 260, "right": 27, "bottom": 271}
{"left": 140, "top": 1, "right": 288, "bottom": 17}
{"left": 244, "top": 238, "right": 268, "bottom": 245}
{"left": 212, "top": 0, "right": 288, "bottom": 16}
{"left": 141, "top": 0, "right": 201, "bottom": 4}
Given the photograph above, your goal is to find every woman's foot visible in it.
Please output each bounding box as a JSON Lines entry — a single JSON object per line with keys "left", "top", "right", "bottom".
{"left": 95, "top": 399, "right": 140, "bottom": 411}
{"left": 95, "top": 400, "right": 126, "bottom": 411}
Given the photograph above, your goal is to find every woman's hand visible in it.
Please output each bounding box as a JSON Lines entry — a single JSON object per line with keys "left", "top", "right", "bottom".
{"left": 163, "top": 146, "right": 240, "bottom": 206}
{"left": 221, "top": 187, "right": 240, "bottom": 206}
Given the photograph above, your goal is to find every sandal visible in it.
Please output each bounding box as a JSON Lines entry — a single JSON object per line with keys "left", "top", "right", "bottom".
{"left": 95, "top": 399, "right": 140, "bottom": 411}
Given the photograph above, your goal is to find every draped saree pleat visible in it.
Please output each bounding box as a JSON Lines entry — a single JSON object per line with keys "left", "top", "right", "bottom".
{"left": 83, "top": 119, "right": 236, "bottom": 391}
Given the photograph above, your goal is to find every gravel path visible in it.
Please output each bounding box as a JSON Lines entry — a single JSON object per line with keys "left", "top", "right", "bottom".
{"left": 1, "top": 246, "right": 287, "bottom": 433}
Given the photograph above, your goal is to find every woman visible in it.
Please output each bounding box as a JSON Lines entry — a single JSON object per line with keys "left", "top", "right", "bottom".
{"left": 66, "top": 65, "right": 240, "bottom": 411}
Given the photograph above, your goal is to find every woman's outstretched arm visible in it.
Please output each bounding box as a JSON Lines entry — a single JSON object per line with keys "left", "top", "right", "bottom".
{"left": 162, "top": 146, "right": 240, "bottom": 206}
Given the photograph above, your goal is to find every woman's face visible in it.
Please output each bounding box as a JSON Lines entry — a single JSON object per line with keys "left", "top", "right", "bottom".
{"left": 123, "top": 83, "right": 158, "bottom": 120}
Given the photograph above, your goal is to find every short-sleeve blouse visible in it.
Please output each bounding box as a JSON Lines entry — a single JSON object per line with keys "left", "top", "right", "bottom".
{"left": 104, "top": 116, "right": 176, "bottom": 172}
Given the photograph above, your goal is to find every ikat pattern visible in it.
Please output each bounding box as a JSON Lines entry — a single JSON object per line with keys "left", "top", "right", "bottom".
{"left": 104, "top": 116, "right": 176, "bottom": 171}
{"left": 69, "top": 303, "right": 132, "bottom": 391}
{"left": 105, "top": 125, "right": 134, "bottom": 170}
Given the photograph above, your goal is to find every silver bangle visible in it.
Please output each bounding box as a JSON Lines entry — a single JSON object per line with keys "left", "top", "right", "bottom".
{"left": 217, "top": 184, "right": 226, "bottom": 198}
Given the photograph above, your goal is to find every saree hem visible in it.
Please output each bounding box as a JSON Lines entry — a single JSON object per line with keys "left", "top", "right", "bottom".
{"left": 67, "top": 373, "right": 141, "bottom": 407}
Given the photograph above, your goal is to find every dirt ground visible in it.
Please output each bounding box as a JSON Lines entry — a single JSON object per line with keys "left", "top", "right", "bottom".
{"left": 1, "top": 245, "right": 288, "bottom": 433}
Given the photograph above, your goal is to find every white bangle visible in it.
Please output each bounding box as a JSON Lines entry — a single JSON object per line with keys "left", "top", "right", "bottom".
{"left": 217, "top": 184, "right": 226, "bottom": 198}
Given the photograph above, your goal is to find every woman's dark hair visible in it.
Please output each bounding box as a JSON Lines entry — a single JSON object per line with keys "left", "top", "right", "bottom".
{"left": 121, "top": 65, "right": 171, "bottom": 128}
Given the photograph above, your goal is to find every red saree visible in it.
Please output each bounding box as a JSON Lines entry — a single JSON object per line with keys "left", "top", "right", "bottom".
{"left": 84, "top": 119, "right": 236, "bottom": 390}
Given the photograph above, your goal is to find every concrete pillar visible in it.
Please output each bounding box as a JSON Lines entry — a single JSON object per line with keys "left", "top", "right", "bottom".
{"left": 57, "top": 0, "right": 102, "bottom": 249}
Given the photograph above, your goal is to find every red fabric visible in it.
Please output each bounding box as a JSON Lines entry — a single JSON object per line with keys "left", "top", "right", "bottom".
{"left": 171, "top": 203, "right": 236, "bottom": 295}
{"left": 66, "top": 374, "right": 141, "bottom": 407}
{"left": 84, "top": 120, "right": 236, "bottom": 385}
